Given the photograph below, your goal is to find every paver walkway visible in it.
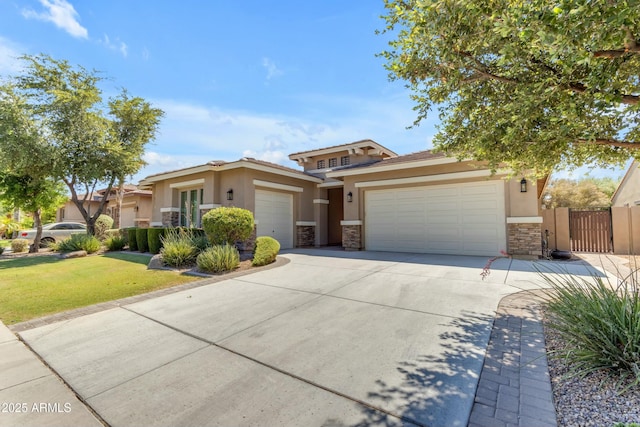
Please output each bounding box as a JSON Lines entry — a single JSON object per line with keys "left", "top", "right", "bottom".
{"left": 469, "top": 290, "right": 557, "bottom": 427}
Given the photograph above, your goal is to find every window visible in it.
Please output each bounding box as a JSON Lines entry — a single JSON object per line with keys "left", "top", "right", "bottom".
{"left": 329, "top": 158, "right": 337, "bottom": 167}
{"left": 180, "top": 188, "right": 201, "bottom": 227}
{"left": 340, "top": 156, "right": 350, "bottom": 166}
{"left": 317, "top": 160, "right": 326, "bottom": 169}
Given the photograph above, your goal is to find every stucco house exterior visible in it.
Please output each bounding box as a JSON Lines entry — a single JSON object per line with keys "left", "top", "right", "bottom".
{"left": 611, "top": 160, "right": 640, "bottom": 207}
{"left": 56, "top": 185, "right": 153, "bottom": 228}
{"left": 138, "top": 139, "right": 544, "bottom": 257}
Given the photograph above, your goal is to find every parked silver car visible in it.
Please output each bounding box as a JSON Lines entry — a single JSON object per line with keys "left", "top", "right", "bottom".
{"left": 18, "top": 222, "right": 87, "bottom": 246}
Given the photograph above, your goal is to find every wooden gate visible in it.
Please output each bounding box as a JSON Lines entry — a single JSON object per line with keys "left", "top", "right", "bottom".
{"left": 569, "top": 209, "right": 613, "bottom": 252}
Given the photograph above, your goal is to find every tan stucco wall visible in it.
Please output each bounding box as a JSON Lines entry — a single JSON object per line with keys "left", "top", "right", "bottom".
{"left": 339, "top": 162, "right": 540, "bottom": 222}
{"left": 612, "top": 161, "right": 640, "bottom": 207}
{"left": 147, "top": 166, "right": 318, "bottom": 227}
{"left": 507, "top": 178, "right": 539, "bottom": 217}
{"left": 299, "top": 149, "right": 385, "bottom": 172}
{"left": 612, "top": 206, "right": 640, "bottom": 254}
{"left": 57, "top": 200, "right": 101, "bottom": 223}
{"left": 541, "top": 207, "right": 571, "bottom": 251}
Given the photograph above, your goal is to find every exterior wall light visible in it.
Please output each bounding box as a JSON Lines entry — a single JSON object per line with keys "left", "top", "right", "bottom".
{"left": 227, "top": 189, "right": 233, "bottom": 200}
{"left": 347, "top": 191, "right": 353, "bottom": 202}
{"left": 520, "top": 178, "right": 527, "bottom": 193}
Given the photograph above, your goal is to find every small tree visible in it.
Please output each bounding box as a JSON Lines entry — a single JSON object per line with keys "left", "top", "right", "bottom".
{"left": 7, "top": 54, "right": 164, "bottom": 235}
{"left": 202, "top": 207, "right": 254, "bottom": 246}
{"left": 542, "top": 177, "right": 620, "bottom": 209}
{"left": 0, "top": 84, "right": 67, "bottom": 251}
{"left": 94, "top": 214, "right": 114, "bottom": 240}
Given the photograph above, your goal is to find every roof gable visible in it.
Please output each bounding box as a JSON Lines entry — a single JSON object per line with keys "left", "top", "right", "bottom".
{"left": 288, "top": 139, "right": 398, "bottom": 164}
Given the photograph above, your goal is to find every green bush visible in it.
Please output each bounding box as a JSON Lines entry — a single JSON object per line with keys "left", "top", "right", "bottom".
{"left": 202, "top": 207, "right": 254, "bottom": 245}
{"left": 196, "top": 244, "right": 240, "bottom": 273}
{"left": 252, "top": 236, "right": 280, "bottom": 266}
{"left": 191, "top": 234, "right": 211, "bottom": 253}
{"left": 147, "top": 228, "right": 166, "bottom": 254}
{"left": 541, "top": 267, "right": 640, "bottom": 391}
{"left": 57, "top": 234, "right": 101, "bottom": 254}
{"left": 0, "top": 246, "right": 4, "bottom": 255}
{"left": 127, "top": 228, "right": 138, "bottom": 251}
{"left": 94, "top": 214, "right": 114, "bottom": 240}
{"left": 10, "top": 238, "right": 29, "bottom": 253}
{"left": 104, "top": 235, "right": 126, "bottom": 251}
{"left": 136, "top": 228, "right": 149, "bottom": 253}
{"left": 160, "top": 228, "right": 197, "bottom": 267}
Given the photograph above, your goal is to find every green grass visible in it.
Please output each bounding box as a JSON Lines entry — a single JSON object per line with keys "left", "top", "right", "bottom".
{"left": 0, "top": 253, "right": 199, "bottom": 325}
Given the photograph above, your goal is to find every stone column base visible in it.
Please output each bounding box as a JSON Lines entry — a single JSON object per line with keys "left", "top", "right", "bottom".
{"left": 296, "top": 225, "right": 315, "bottom": 247}
{"left": 508, "top": 223, "right": 542, "bottom": 257}
{"left": 342, "top": 224, "right": 362, "bottom": 250}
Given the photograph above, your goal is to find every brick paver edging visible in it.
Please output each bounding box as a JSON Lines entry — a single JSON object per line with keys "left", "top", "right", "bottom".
{"left": 469, "top": 290, "right": 557, "bottom": 427}
{"left": 9, "top": 256, "right": 290, "bottom": 333}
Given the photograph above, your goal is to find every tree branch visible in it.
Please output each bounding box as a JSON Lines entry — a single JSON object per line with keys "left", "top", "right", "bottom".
{"left": 576, "top": 138, "right": 639, "bottom": 149}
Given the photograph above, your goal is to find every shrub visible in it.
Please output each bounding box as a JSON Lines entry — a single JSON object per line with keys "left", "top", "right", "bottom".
{"left": 57, "top": 234, "right": 101, "bottom": 254}
{"left": 136, "top": 228, "right": 149, "bottom": 253}
{"left": 252, "top": 236, "right": 280, "bottom": 266}
{"left": 202, "top": 207, "right": 254, "bottom": 245}
{"left": 127, "top": 228, "right": 138, "bottom": 251}
{"left": 147, "top": 228, "right": 166, "bottom": 254}
{"left": 191, "top": 234, "right": 211, "bottom": 253}
{"left": 541, "top": 266, "right": 640, "bottom": 392}
{"left": 10, "top": 239, "right": 29, "bottom": 253}
{"left": 196, "top": 244, "right": 240, "bottom": 273}
{"left": 0, "top": 246, "right": 4, "bottom": 255}
{"left": 160, "top": 228, "right": 197, "bottom": 267}
{"left": 104, "top": 235, "right": 126, "bottom": 251}
{"left": 94, "top": 214, "right": 114, "bottom": 240}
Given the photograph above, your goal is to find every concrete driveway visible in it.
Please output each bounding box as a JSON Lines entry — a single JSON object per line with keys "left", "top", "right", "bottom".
{"left": 18, "top": 249, "right": 599, "bottom": 427}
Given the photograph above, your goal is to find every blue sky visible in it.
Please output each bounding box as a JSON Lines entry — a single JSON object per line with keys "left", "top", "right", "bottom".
{"left": 0, "top": 0, "right": 628, "bottom": 183}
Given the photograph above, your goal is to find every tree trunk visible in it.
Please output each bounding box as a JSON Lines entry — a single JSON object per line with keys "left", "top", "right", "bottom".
{"left": 30, "top": 208, "right": 42, "bottom": 253}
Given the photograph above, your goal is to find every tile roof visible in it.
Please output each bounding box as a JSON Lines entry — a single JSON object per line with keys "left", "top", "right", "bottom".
{"left": 288, "top": 139, "right": 398, "bottom": 158}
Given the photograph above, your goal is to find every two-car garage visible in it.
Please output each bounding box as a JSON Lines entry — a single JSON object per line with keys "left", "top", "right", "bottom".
{"left": 364, "top": 180, "right": 507, "bottom": 256}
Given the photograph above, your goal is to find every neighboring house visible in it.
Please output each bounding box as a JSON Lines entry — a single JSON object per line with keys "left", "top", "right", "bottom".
{"left": 611, "top": 160, "right": 640, "bottom": 207}
{"left": 138, "top": 139, "right": 544, "bottom": 257}
{"left": 57, "top": 185, "right": 153, "bottom": 228}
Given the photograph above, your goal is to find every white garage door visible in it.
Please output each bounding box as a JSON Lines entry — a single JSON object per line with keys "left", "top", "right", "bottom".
{"left": 255, "top": 189, "right": 294, "bottom": 249}
{"left": 365, "top": 180, "right": 506, "bottom": 256}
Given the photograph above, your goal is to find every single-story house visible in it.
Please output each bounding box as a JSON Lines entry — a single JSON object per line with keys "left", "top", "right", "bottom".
{"left": 611, "top": 160, "right": 640, "bottom": 207}
{"left": 57, "top": 185, "right": 153, "bottom": 228}
{"left": 138, "top": 139, "right": 545, "bottom": 257}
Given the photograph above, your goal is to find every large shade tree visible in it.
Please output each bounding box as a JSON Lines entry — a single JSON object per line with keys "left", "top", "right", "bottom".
{"left": 7, "top": 55, "right": 164, "bottom": 234}
{"left": 0, "top": 85, "right": 67, "bottom": 251}
{"left": 379, "top": 0, "right": 640, "bottom": 175}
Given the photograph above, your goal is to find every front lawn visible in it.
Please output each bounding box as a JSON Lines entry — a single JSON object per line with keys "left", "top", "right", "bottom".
{"left": 0, "top": 252, "right": 199, "bottom": 324}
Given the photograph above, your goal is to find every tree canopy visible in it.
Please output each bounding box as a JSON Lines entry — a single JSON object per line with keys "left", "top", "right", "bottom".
{"left": 2, "top": 55, "right": 164, "bottom": 234}
{"left": 541, "top": 176, "right": 619, "bottom": 209}
{"left": 379, "top": 0, "right": 640, "bottom": 175}
{"left": 0, "top": 84, "right": 67, "bottom": 250}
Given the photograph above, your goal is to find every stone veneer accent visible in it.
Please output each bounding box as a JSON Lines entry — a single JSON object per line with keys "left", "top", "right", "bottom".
{"left": 136, "top": 220, "right": 150, "bottom": 228}
{"left": 508, "top": 223, "right": 542, "bottom": 257}
{"left": 342, "top": 224, "right": 362, "bottom": 250}
{"left": 161, "top": 210, "right": 180, "bottom": 227}
{"left": 296, "top": 225, "right": 315, "bottom": 247}
{"left": 236, "top": 225, "right": 257, "bottom": 253}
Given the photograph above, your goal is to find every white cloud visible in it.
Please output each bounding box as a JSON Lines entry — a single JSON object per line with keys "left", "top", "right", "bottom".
{"left": 131, "top": 92, "right": 437, "bottom": 183}
{"left": 262, "top": 57, "right": 283, "bottom": 80}
{"left": 0, "top": 37, "right": 24, "bottom": 76}
{"left": 99, "top": 34, "right": 128, "bottom": 57}
{"left": 22, "top": 0, "right": 88, "bottom": 39}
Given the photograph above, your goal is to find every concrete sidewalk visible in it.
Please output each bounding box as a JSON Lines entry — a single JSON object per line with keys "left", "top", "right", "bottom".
{"left": 0, "top": 320, "right": 103, "bottom": 427}
{"left": 2, "top": 250, "right": 608, "bottom": 427}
